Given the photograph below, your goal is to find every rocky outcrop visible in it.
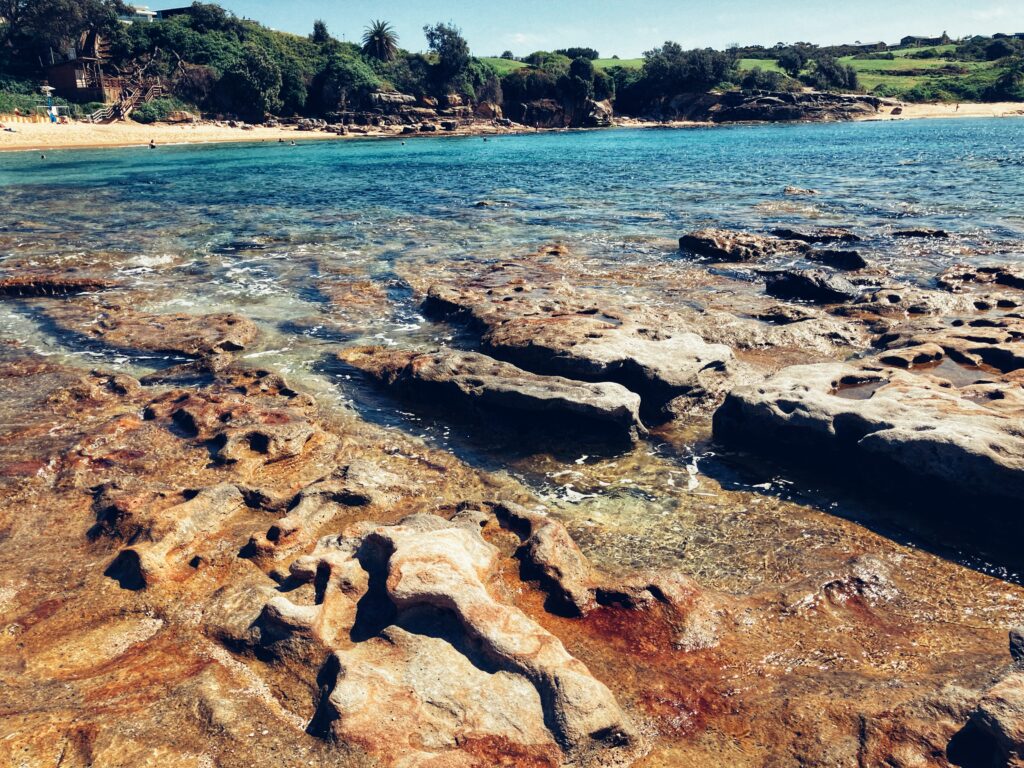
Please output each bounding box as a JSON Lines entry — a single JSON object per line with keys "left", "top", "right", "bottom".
{"left": 763, "top": 269, "right": 862, "bottom": 304}
{"left": 338, "top": 346, "right": 648, "bottom": 441}
{"left": 44, "top": 301, "right": 258, "bottom": 358}
{"left": 679, "top": 228, "right": 806, "bottom": 262}
{"left": 876, "top": 315, "right": 1024, "bottom": 375}
{"left": 423, "top": 283, "right": 735, "bottom": 417}
{"left": 713, "top": 361, "right": 1024, "bottom": 504}
{"left": 708, "top": 90, "right": 883, "bottom": 123}
{"left": 259, "top": 513, "right": 641, "bottom": 766}
{"left": 938, "top": 264, "right": 1024, "bottom": 293}
{"left": 805, "top": 248, "right": 868, "bottom": 271}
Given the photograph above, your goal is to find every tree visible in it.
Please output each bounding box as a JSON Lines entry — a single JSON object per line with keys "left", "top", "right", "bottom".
{"left": 804, "top": 55, "right": 858, "bottom": 91}
{"left": 554, "top": 46, "right": 599, "bottom": 60}
{"left": 311, "top": 19, "right": 330, "bottom": 45}
{"left": 314, "top": 50, "right": 381, "bottom": 111}
{"left": 218, "top": 42, "right": 282, "bottom": 119}
{"left": 423, "top": 22, "right": 470, "bottom": 90}
{"left": 777, "top": 47, "right": 807, "bottom": 77}
{"left": 500, "top": 50, "right": 515, "bottom": 60}
{"left": 642, "top": 42, "right": 736, "bottom": 93}
{"left": 362, "top": 19, "right": 398, "bottom": 62}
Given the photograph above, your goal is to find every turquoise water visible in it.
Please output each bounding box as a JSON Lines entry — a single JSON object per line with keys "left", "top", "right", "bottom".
{"left": 2, "top": 118, "right": 1023, "bottom": 585}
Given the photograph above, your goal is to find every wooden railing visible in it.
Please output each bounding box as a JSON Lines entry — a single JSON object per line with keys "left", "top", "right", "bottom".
{"left": 88, "top": 83, "right": 164, "bottom": 123}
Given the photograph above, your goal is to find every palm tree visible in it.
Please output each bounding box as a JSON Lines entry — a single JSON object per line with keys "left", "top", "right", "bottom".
{"left": 362, "top": 20, "right": 399, "bottom": 62}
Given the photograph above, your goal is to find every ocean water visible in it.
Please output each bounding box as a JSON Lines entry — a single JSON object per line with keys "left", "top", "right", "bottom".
{"left": 2, "top": 118, "right": 1023, "bottom": 586}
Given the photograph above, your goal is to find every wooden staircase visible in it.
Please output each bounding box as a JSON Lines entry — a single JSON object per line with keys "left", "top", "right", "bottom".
{"left": 89, "top": 83, "right": 164, "bottom": 123}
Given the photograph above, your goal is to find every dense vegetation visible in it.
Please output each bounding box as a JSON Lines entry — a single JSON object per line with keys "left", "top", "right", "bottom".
{"left": 1, "top": 0, "right": 1022, "bottom": 122}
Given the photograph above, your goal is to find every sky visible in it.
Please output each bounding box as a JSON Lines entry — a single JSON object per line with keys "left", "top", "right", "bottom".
{"left": 205, "top": 0, "right": 1024, "bottom": 58}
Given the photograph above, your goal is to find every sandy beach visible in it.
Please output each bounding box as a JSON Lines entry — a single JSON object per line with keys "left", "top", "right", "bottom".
{"left": 868, "top": 101, "right": 1024, "bottom": 120}
{"left": 1, "top": 101, "right": 1022, "bottom": 153}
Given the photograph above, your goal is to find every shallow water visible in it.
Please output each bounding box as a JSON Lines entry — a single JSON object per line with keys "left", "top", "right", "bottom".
{"left": 2, "top": 119, "right": 1023, "bottom": 590}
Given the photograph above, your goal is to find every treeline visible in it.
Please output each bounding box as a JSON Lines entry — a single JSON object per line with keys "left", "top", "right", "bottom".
{"left": 1, "top": 1, "right": 1023, "bottom": 121}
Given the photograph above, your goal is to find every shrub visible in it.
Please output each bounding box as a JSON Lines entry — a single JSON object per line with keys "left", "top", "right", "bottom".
{"left": 131, "top": 96, "right": 193, "bottom": 123}
{"left": 554, "top": 47, "right": 599, "bottom": 61}
{"left": 803, "top": 55, "right": 859, "bottom": 91}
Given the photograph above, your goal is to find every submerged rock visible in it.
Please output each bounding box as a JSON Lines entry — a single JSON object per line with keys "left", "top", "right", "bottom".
{"left": 894, "top": 228, "right": 949, "bottom": 239}
{"left": 713, "top": 361, "right": 1024, "bottom": 504}
{"left": 0, "top": 274, "right": 113, "bottom": 297}
{"left": 771, "top": 227, "right": 862, "bottom": 245}
{"left": 338, "top": 346, "right": 648, "bottom": 441}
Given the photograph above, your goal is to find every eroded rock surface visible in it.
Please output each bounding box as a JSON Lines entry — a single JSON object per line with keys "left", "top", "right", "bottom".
{"left": 714, "top": 361, "right": 1024, "bottom": 503}
{"left": 43, "top": 300, "right": 259, "bottom": 358}
{"left": 339, "top": 346, "right": 648, "bottom": 441}
{"left": 423, "top": 283, "right": 735, "bottom": 417}
{"left": 258, "top": 512, "right": 641, "bottom": 766}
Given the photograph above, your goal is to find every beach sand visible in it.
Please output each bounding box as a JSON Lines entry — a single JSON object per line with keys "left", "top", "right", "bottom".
{"left": 0, "top": 120, "right": 401, "bottom": 152}
{"left": 868, "top": 101, "right": 1024, "bottom": 120}
{"left": 1, "top": 102, "right": 1022, "bottom": 153}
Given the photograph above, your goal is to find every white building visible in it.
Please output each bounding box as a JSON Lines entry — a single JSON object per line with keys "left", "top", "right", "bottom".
{"left": 119, "top": 6, "right": 158, "bottom": 24}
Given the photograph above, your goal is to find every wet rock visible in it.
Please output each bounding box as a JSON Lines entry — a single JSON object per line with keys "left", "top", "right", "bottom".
{"left": 713, "top": 361, "right": 1024, "bottom": 504}
{"left": 771, "top": 227, "right": 862, "bottom": 245}
{"left": 679, "top": 228, "right": 806, "bottom": 262}
{"left": 938, "top": 264, "right": 1024, "bottom": 293}
{"left": 44, "top": 301, "right": 258, "bottom": 358}
{"left": 490, "top": 502, "right": 717, "bottom": 648}
{"left": 805, "top": 249, "right": 869, "bottom": 271}
{"left": 0, "top": 274, "right": 113, "bottom": 297}
{"left": 262, "top": 513, "right": 640, "bottom": 764}
{"left": 893, "top": 228, "right": 949, "bottom": 239}
{"left": 338, "top": 346, "right": 647, "bottom": 441}
{"left": 764, "top": 269, "right": 862, "bottom": 304}
{"left": 876, "top": 342, "right": 946, "bottom": 369}
{"left": 783, "top": 186, "right": 819, "bottom": 196}
{"left": 423, "top": 284, "right": 735, "bottom": 417}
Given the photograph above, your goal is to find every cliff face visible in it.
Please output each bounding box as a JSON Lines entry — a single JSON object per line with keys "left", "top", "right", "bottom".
{"left": 505, "top": 98, "right": 614, "bottom": 129}
{"left": 635, "top": 89, "right": 887, "bottom": 123}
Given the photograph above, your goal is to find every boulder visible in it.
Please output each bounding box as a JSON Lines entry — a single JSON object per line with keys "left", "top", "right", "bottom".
{"left": 337, "top": 346, "right": 647, "bottom": 441}
{"left": 805, "top": 249, "right": 868, "bottom": 271}
{"left": 679, "top": 228, "right": 806, "bottom": 262}
{"left": 713, "top": 361, "right": 1024, "bottom": 504}
{"left": 763, "top": 269, "right": 862, "bottom": 304}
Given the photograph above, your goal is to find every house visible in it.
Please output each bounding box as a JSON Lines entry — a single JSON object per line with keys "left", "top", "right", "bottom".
{"left": 156, "top": 7, "right": 193, "bottom": 20}
{"left": 900, "top": 32, "right": 952, "bottom": 48}
{"left": 45, "top": 31, "right": 123, "bottom": 104}
{"left": 119, "top": 5, "right": 157, "bottom": 24}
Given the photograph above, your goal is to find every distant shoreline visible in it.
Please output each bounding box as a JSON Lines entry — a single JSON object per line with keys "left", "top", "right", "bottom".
{"left": 2, "top": 102, "right": 1022, "bottom": 154}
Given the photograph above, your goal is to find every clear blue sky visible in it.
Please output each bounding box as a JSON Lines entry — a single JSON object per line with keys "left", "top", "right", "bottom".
{"left": 205, "top": 1, "right": 1024, "bottom": 58}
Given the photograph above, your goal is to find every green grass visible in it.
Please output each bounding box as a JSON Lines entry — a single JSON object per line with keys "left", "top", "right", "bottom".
{"left": 737, "top": 58, "right": 783, "bottom": 73}
{"left": 594, "top": 58, "right": 643, "bottom": 70}
{"left": 838, "top": 56, "right": 991, "bottom": 72}
{"left": 480, "top": 57, "right": 527, "bottom": 75}
{"left": 890, "top": 44, "right": 957, "bottom": 58}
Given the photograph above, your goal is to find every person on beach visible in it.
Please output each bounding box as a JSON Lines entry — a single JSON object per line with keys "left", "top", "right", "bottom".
{"left": 149, "top": 139, "right": 156, "bottom": 149}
